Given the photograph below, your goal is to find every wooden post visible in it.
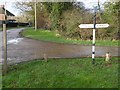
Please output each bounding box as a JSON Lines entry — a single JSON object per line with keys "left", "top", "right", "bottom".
{"left": 3, "top": 3, "right": 7, "bottom": 75}
{"left": 3, "top": 23, "right": 7, "bottom": 74}
{"left": 43, "top": 54, "right": 47, "bottom": 62}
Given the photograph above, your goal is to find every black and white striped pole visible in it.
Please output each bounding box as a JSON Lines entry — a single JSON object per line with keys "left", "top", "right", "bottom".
{"left": 92, "top": 7, "right": 97, "bottom": 64}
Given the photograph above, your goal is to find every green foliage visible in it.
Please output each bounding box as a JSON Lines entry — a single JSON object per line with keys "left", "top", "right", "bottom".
{"left": 15, "top": 2, "right": 49, "bottom": 29}
{"left": 50, "top": 3, "right": 60, "bottom": 30}
{"left": 43, "top": 2, "right": 73, "bottom": 16}
{"left": 59, "top": 7, "right": 93, "bottom": 40}
{"left": 3, "top": 58, "right": 118, "bottom": 88}
{"left": 100, "top": 2, "right": 119, "bottom": 40}
{"left": 43, "top": 2, "right": 73, "bottom": 30}
{"left": 15, "top": 1, "right": 119, "bottom": 40}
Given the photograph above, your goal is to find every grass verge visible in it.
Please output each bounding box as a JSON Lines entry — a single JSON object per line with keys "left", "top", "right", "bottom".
{"left": 21, "top": 28, "right": 119, "bottom": 46}
{"left": 3, "top": 57, "right": 118, "bottom": 88}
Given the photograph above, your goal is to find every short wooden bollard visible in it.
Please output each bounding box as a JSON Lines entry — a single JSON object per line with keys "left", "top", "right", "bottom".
{"left": 105, "top": 52, "right": 110, "bottom": 62}
{"left": 43, "top": 54, "right": 47, "bottom": 62}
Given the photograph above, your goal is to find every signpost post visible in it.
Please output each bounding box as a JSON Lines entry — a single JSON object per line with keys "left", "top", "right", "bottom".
{"left": 92, "top": 9, "right": 96, "bottom": 64}
{"left": 79, "top": 4, "right": 109, "bottom": 64}
{"left": 79, "top": 1, "right": 110, "bottom": 64}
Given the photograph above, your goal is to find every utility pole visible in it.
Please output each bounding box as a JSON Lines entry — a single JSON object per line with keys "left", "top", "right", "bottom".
{"left": 34, "top": 0, "right": 37, "bottom": 31}
{"left": 3, "top": 3, "right": 7, "bottom": 74}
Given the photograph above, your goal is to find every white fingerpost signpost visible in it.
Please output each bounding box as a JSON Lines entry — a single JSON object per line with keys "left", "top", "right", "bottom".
{"left": 79, "top": 5, "right": 109, "bottom": 64}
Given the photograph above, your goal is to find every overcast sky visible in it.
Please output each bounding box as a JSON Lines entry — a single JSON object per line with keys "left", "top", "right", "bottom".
{"left": 0, "top": 0, "right": 108, "bottom": 16}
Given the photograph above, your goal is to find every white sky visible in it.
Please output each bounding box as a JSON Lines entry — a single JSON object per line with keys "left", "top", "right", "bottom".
{"left": 0, "top": 0, "right": 108, "bottom": 16}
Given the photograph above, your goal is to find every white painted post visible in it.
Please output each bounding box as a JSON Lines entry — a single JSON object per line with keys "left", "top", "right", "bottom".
{"left": 92, "top": 28, "right": 95, "bottom": 64}
{"left": 92, "top": 7, "right": 97, "bottom": 64}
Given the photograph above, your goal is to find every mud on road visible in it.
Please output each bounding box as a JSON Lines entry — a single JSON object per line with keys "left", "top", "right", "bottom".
{"left": 0, "top": 28, "right": 119, "bottom": 64}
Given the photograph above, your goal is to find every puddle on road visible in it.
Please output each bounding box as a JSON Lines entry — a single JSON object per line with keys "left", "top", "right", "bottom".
{"left": 7, "top": 38, "right": 23, "bottom": 44}
{"left": 0, "top": 57, "right": 25, "bottom": 64}
{"left": 0, "top": 58, "right": 18, "bottom": 64}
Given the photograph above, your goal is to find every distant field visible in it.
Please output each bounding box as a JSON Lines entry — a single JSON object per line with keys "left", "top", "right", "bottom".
{"left": 3, "top": 57, "right": 118, "bottom": 88}
{"left": 21, "top": 28, "right": 119, "bottom": 46}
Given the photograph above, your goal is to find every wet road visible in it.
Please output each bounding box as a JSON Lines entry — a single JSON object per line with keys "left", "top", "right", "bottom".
{"left": 0, "top": 28, "right": 119, "bottom": 64}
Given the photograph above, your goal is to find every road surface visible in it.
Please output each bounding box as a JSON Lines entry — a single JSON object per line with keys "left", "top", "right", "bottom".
{"left": 0, "top": 28, "right": 119, "bottom": 64}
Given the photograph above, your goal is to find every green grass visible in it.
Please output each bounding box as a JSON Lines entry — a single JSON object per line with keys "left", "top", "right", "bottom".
{"left": 22, "top": 28, "right": 119, "bottom": 46}
{"left": 3, "top": 57, "right": 119, "bottom": 88}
